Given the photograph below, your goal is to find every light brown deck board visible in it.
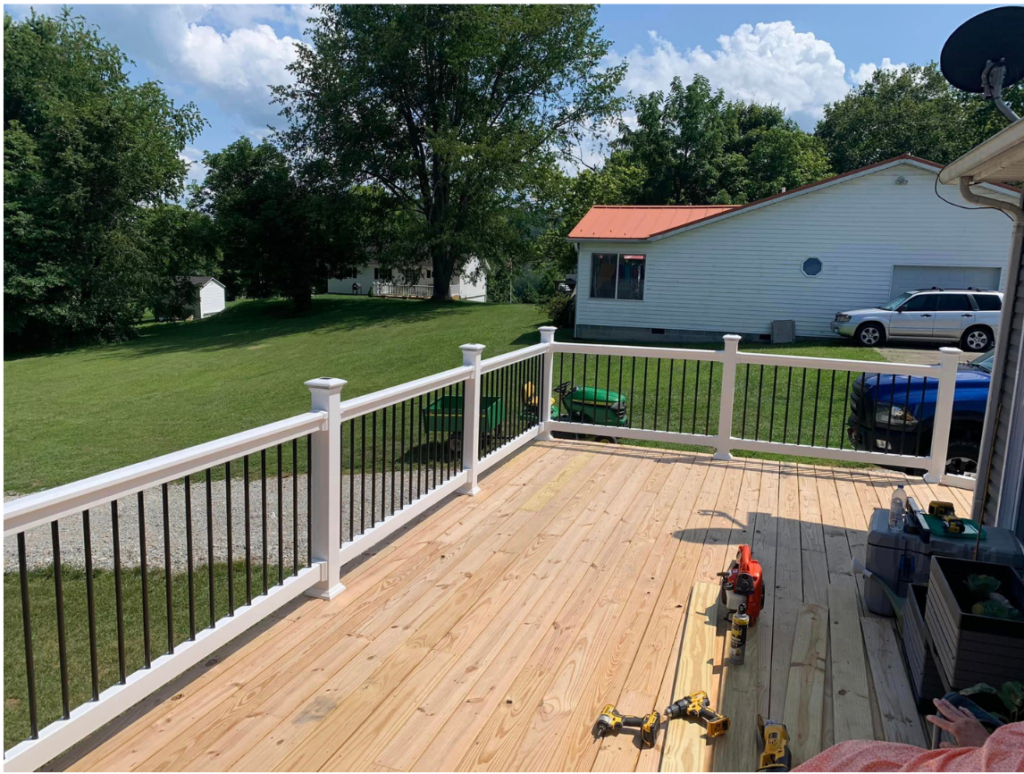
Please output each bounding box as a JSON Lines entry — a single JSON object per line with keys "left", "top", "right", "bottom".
{"left": 60, "top": 441, "right": 971, "bottom": 773}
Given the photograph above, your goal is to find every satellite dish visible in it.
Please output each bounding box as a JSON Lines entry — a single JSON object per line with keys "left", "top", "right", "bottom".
{"left": 940, "top": 6, "right": 1024, "bottom": 122}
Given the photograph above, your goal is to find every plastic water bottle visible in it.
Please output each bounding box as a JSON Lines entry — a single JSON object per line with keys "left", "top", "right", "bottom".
{"left": 889, "top": 485, "right": 908, "bottom": 532}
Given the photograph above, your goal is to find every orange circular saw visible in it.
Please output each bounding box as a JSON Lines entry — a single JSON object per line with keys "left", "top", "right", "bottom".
{"left": 719, "top": 545, "right": 765, "bottom": 624}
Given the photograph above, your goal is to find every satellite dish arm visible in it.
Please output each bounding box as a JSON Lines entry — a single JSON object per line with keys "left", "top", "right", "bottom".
{"left": 983, "top": 59, "right": 1021, "bottom": 123}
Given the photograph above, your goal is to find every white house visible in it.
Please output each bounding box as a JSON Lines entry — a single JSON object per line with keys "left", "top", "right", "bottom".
{"left": 184, "top": 276, "right": 226, "bottom": 318}
{"left": 569, "top": 155, "right": 1019, "bottom": 343}
{"left": 328, "top": 257, "right": 487, "bottom": 302}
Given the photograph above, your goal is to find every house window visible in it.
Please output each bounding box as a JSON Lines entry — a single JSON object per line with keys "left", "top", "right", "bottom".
{"left": 373, "top": 267, "right": 393, "bottom": 281}
{"left": 590, "top": 253, "right": 645, "bottom": 300}
{"left": 802, "top": 258, "right": 822, "bottom": 277}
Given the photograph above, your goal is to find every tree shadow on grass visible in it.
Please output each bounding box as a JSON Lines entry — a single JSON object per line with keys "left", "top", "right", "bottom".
{"left": 7, "top": 296, "right": 484, "bottom": 363}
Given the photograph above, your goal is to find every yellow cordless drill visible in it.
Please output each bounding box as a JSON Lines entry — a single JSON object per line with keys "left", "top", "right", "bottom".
{"left": 757, "top": 715, "right": 793, "bottom": 772}
{"left": 663, "top": 691, "right": 730, "bottom": 738}
{"left": 594, "top": 705, "right": 661, "bottom": 748}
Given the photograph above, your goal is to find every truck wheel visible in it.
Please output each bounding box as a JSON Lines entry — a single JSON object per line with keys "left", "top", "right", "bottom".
{"left": 945, "top": 441, "right": 979, "bottom": 476}
{"left": 856, "top": 323, "right": 885, "bottom": 347}
{"left": 960, "top": 326, "right": 993, "bottom": 353}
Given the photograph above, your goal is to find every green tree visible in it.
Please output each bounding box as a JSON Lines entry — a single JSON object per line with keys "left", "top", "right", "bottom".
{"left": 274, "top": 4, "right": 627, "bottom": 301}
{"left": 192, "top": 138, "right": 362, "bottom": 309}
{"left": 4, "top": 10, "right": 204, "bottom": 349}
{"left": 613, "top": 75, "right": 831, "bottom": 205}
{"left": 815, "top": 63, "right": 1024, "bottom": 173}
{"left": 139, "top": 204, "right": 221, "bottom": 319}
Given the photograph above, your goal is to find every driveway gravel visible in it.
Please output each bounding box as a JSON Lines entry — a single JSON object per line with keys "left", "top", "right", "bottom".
{"left": 5, "top": 470, "right": 434, "bottom": 573}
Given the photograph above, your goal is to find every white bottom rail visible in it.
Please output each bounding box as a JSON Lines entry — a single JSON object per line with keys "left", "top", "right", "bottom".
{"left": 545, "top": 421, "right": 712, "bottom": 448}
{"left": 3, "top": 564, "right": 323, "bottom": 773}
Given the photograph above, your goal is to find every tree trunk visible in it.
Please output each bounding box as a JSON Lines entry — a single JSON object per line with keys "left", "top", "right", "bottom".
{"left": 430, "top": 247, "right": 455, "bottom": 301}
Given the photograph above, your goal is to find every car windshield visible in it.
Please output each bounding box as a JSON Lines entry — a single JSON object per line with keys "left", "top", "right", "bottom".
{"left": 967, "top": 351, "right": 995, "bottom": 373}
{"left": 879, "top": 292, "right": 913, "bottom": 311}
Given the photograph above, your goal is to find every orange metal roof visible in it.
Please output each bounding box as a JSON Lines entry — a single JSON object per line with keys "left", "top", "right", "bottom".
{"left": 567, "top": 205, "right": 738, "bottom": 240}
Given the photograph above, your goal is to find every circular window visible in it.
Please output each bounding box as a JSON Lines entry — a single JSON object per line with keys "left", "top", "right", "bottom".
{"left": 802, "top": 258, "right": 822, "bottom": 277}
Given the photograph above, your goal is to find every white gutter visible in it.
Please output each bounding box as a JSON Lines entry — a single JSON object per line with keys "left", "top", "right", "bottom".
{"left": 960, "top": 177, "right": 1024, "bottom": 525}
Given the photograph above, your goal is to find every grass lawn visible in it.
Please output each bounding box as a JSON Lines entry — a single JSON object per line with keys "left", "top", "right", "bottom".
{"left": 4, "top": 296, "right": 548, "bottom": 493}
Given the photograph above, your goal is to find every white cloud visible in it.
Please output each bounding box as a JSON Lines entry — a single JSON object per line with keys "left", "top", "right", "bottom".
{"left": 179, "top": 145, "right": 208, "bottom": 186}
{"left": 849, "top": 57, "right": 909, "bottom": 87}
{"left": 606, "top": 22, "right": 862, "bottom": 125}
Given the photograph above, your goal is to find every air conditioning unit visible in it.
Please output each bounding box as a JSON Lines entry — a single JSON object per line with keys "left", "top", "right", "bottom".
{"left": 771, "top": 320, "right": 796, "bottom": 344}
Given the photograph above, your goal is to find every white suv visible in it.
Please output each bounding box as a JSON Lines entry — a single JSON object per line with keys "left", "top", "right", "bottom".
{"left": 831, "top": 289, "right": 1002, "bottom": 352}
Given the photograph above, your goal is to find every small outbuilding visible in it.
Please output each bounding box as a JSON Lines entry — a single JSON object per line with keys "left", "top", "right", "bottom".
{"left": 185, "top": 276, "right": 226, "bottom": 319}
{"left": 568, "top": 155, "right": 1019, "bottom": 343}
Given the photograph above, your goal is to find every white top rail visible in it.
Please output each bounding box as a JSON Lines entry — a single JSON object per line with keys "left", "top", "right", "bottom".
{"left": 3, "top": 411, "right": 327, "bottom": 538}
{"left": 737, "top": 351, "right": 940, "bottom": 377}
{"left": 479, "top": 343, "right": 549, "bottom": 374}
{"left": 551, "top": 341, "right": 722, "bottom": 362}
{"left": 340, "top": 364, "right": 474, "bottom": 421}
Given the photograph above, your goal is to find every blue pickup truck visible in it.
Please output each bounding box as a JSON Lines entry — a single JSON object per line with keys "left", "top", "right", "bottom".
{"left": 847, "top": 351, "right": 993, "bottom": 475}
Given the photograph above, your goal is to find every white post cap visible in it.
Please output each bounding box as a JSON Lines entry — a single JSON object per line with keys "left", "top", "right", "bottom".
{"left": 305, "top": 377, "right": 347, "bottom": 393}
{"left": 459, "top": 343, "right": 486, "bottom": 353}
{"left": 722, "top": 334, "right": 742, "bottom": 342}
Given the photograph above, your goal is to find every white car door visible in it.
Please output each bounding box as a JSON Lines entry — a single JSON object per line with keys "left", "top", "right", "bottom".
{"left": 889, "top": 293, "right": 937, "bottom": 338}
{"left": 932, "top": 293, "right": 974, "bottom": 342}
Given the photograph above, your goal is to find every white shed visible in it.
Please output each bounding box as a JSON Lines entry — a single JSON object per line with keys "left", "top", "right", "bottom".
{"left": 185, "top": 276, "right": 226, "bottom": 318}
{"left": 569, "top": 155, "right": 1019, "bottom": 343}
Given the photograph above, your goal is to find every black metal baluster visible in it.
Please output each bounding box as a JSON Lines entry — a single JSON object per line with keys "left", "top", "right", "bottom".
{"left": 783, "top": 368, "right": 794, "bottom": 444}
{"left": 918, "top": 377, "right": 929, "bottom": 456}
{"left": 630, "top": 357, "right": 638, "bottom": 428}
{"left": 17, "top": 532, "right": 38, "bottom": 738}
{"left": 740, "top": 364, "right": 750, "bottom": 439}
{"left": 581, "top": 355, "right": 588, "bottom": 429}
{"left": 811, "top": 371, "right": 822, "bottom": 446}
{"left": 82, "top": 510, "right": 99, "bottom": 700}
{"left": 206, "top": 469, "right": 215, "bottom": 624}
{"left": 885, "top": 374, "right": 896, "bottom": 454}
{"left": 641, "top": 358, "right": 649, "bottom": 429}
{"left": 767, "top": 366, "right": 778, "bottom": 443}
{"left": 797, "top": 369, "right": 807, "bottom": 445}
{"left": 371, "top": 410, "right": 378, "bottom": 526}
{"left": 400, "top": 401, "right": 406, "bottom": 509}
{"left": 361, "top": 414, "right": 367, "bottom": 532}
{"left": 349, "top": 420, "right": 356, "bottom": 537}
{"left": 431, "top": 389, "right": 439, "bottom": 488}
{"left": 826, "top": 371, "right": 837, "bottom": 448}
{"left": 617, "top": 356, "right": 624, "bottom": 428}
{"left": 51, "top": 521, "right": 70, "bottom": 717}
{"left": 260, "top": 449, "right": 268, "bottom": 594}
{"left": 277, "top": 444, "right": 283, "bottom": 582}
{"left": 293, "top": 440, "right": 299, "bottom": 574}
{"left": 840, "top": 371, "right": 853, "bottom": 450}
{"left": 112, "top": 500, "right": 126, "bottom": 681}
{"left": 693, "top": 361, "right": 701, "bottom": 434}
{"left": 307, "top": 434, "right": 312, "bottom": 566}
{"left": 680, "top": 360, "right": 688, "bottom": 433}
{"left": 243, "top": 457, "right": 252, "bottom": 605}
{"left": 705, "top": 362, "right": 714, "bottom": 435}
{"left": 391, "top": 401, "right": 398, "bottom": 513}
{"left": 185, "top": 475, "right": 196, "bottom": 639}
{"left": 226, "top": 461, "right": 234, "bottom": 615}
{"left": 138, "top": 492, "right": 151, "bottom": 667}
{"left": 163, "top": 484, "right": 175, "bottom": 651}
{"left": 753, "top": 365, "right": 765, "bottom": 441}
{"left": 417, "top": 393, "right": 424, "bottom": 496}
{"left": 666, "top": 358, "right": 675, "bottom": 433}
{"left": 653, "top": 358, "right": 662, "bottom": 431}
{"left": 605, "top": 354, "right": 612, "bottom": 431}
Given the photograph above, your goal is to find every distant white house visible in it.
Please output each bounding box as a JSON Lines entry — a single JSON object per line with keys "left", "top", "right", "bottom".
{"left": 184, "top": 276, "right": 226, "bottom": 319}
{"left": 328, "top": 257, "right": 487, "bottom": 302}
{"left": 568, "top": 155, "right": 1019, "bottom": 343}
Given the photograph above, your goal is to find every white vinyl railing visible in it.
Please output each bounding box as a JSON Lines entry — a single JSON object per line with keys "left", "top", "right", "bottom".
{"left": 371, "top": 282, "right": 461, "bottom": 299}
{"left": 2, "top": 327, "right": 969, "bottom": 770}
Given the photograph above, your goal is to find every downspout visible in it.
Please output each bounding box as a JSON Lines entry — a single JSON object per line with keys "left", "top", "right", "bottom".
{"left": 573, "top": 241, "right": 581, "bottom": 340}
{"left": 959, "top": 177, "right": 1024, "bottom": 524}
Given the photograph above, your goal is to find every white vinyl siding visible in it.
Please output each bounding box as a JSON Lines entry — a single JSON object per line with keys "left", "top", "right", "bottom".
{"left": 575, "top": 164, "right": 1013, "bottom": 339}
{"left": 890, "top": 265, "right": 1002, "bottom": 299}
{"left": 198, "top": 281, "right": 225, "bottom": 317}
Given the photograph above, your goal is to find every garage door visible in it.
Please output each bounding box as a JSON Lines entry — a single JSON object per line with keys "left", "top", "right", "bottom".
{"left": 890, "top": 265, "right": 1001, "bottom": 299}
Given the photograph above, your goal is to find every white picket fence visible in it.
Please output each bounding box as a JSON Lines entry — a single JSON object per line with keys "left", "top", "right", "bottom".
{"left": 2, "top": 328, "right": 968, "bottom": 770}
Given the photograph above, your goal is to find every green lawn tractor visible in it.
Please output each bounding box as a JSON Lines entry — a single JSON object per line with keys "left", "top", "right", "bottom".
{"left": 523, "top": 381, "right": 629, "bottom": 441}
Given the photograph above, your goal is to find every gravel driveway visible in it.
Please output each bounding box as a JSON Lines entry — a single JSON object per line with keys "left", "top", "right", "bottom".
{"left": 5, "top": 470, "right": 432, "bottom": 573}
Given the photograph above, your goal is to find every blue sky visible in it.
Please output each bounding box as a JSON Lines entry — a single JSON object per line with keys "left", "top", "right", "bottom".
{"left": 4, "top": 3, "right": 998, "bottom": 180}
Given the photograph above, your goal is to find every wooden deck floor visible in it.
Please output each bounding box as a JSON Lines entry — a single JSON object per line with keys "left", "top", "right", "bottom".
{"left": 62, "top": 441, "right": 971, "bottom": 772}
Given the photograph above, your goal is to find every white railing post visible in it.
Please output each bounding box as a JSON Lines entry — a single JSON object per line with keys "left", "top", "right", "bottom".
{"left": 538, "top": 326, "right": 558, "bottom": 441}
{"left": 459, "top": 344, "right": 485, "bottom": 495}
{"left": 925, "top": 347, "right": 961, "bottom": 483}
{"left": 305, "top": 377, "right": 346, "bottom": 599}
{"left": 714, "top": 335, "right": 742, "bottom": 461}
